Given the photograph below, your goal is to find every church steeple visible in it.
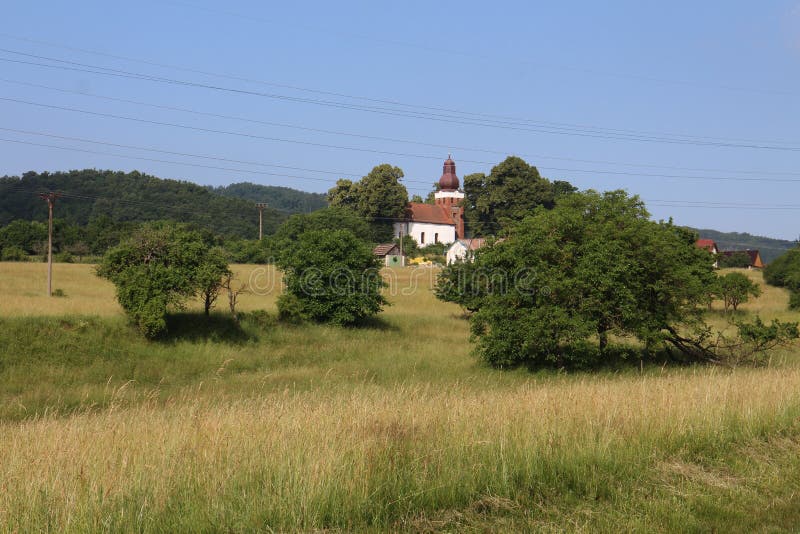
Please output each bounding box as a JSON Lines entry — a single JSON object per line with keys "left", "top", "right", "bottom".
{"left": 438, "top": 154, "right": 459, "bottom": 191}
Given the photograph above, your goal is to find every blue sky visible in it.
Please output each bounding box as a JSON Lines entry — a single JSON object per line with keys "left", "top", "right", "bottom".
{"left": 1, "top": 1, "right": 799, "bottom": 239}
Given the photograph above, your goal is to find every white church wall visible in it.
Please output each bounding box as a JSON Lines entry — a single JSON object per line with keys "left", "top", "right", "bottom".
{"left": 393, "top": 222, "right": 456, "bottom": 246}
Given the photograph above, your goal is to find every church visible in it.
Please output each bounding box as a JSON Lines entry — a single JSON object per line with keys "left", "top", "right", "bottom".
{"left": 393, "top": 156, "right": 465, "bottom": 246}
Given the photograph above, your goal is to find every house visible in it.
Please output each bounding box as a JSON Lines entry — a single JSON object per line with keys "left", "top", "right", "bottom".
{"left": 446, "top": 238, "right": 488, "bottom": 264}
{"left": 720, "top": 249, "right": 765, "bottom": 269}
{"left": 695, "top": 239, "right": 719, "bottom": 255}
{"left": 393, "top": 156, "right": 465, "bottom": 246}
{"left": 373, "top": 243, "right": 405, "bottom": 267}
{"left": 695, "top": 238, "right": 719, "bottom": 268}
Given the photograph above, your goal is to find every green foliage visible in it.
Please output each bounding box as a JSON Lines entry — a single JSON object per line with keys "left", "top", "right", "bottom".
{"left": 0, "top": 169, "right": 288, "bottom": 243}
{"left": 0, "top": 220, "right": 46, "bottom": 254}
{"left": 224, "top": 239, "right": 271, "bottom": 264}
{"left": 97, "top": 223, "right": 231, "bottom": 337}
{"left": 196, "top": 247, "right": 232, "bottom": 315}
{"left": 1, "top": 245, "right": 27, "bottom": 262}
{"left": 394, "top": 235, "right": 418, "bottom": 257}
{"left": 764, "top": 247, "right": 800, "bottom": 310}
{"left": 54, "top": 251, "right": 74, "bottom": 263}
{"left": 463, "top": 156, "right": 569, "bottom": 236}
{"left": 276, "top": 293, "right": 309, "bottom": 324}
{"left": 719, "top": 251, "right": 753, "bottom": 269}
{"left": 417, "top": 243, "right": 447, "bottom": 256}
{"left": 452, "top": 191, "right": 719, "bottom": 368}
{"left": 327, "top": 164, "right": 409, "bottom": 242}
{"left": 434, "top": 258, "right": 490, "bottom": 313}
{"left": 211, "top": 182, "right": 327, "bottom": 213}
{"left": 270, "top": 207, "right": 375, "bottom": 260}
{"left": 716, "top": 272, "right": 761, "bottom": 312}
{"left": 276, "top": 229, "right": 387, "bottom": 325}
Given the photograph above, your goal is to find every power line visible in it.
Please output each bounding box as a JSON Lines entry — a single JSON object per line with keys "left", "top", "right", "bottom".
{"left": 3, "top": 103, "right": 800, "bottom": 185}
{"left": 154, "top": 2, "right": 799, "bottom": 99}
{"left": 0, "top": 32, "right": 790, "bottom": 144}
{"left": 3, "top": 48, "right": 800, "bottom": 151}
{"left": 6, "top": 77, "right": 800, "bottom": 178}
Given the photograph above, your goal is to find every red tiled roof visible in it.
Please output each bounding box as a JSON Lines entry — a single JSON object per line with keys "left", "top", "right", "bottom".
{"left": 696, "top": 239, "right": 717, "bottom": 251}
{"left": 373, "top": 243, "right": 400, "bottom": 256}
{"left": 405, "top": 202, "right": 456, "bottom": 225}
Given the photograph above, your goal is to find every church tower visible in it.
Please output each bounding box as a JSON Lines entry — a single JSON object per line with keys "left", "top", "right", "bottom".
{"left": 434, "top": 155, "right": 465, "bottom": 239}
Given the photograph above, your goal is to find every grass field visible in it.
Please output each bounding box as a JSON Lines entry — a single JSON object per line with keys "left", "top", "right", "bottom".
{"left": 1, "top": 263, "right": 800, "bottom": 531}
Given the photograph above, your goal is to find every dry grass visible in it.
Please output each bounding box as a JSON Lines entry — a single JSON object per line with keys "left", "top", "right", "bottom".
{"left": 1, "top": 262, "right": 800, "bottom": 530}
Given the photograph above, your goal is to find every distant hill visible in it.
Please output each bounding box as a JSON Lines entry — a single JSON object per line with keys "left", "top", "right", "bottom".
{"left": 0, "top": 170, "right": 288, "bottom": 239}
{"left": 691, "top": 228, "right": 797, "bottom": 263}
{"left": 210, "top": 182, "right": 327, "bottom": 214}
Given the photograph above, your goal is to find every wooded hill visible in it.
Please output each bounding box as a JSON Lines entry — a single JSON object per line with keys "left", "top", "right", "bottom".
{"left": 210, "top": 182, "right": 327, "bottom": 214}
{"left": 692, "top": 228, "right": 797, "bottom": 263}
{"left": 0, "top": 170, "right": 328, "bottom": 239}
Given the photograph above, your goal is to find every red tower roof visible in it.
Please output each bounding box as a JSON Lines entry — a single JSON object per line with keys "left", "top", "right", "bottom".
{"left": 439, "top": 155, "right": 459, "bottom": 191}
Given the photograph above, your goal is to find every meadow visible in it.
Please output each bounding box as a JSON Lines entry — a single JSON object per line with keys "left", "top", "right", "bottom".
{"left": 1, "top": 263, "right": 800, "bottom": 532}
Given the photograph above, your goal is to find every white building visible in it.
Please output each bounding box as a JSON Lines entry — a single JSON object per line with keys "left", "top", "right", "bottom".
{"left": 393, "top": 156, "right": 465, "bottom": 246}
{"left": 446, "top": 238, "right": 488, "bottom": 264}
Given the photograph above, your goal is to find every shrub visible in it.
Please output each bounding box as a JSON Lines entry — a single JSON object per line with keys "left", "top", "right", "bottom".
{"left": 97, "top": 222, "right": 231, "bottom": 338}
{"left": 276, "top": 229, "right": 387, "bottom": 326}
{"left": 54, "top": 251, "right": 74, "bottom": 263}
{"left": 1, "top": 246, "right": 27, "bottom": 262}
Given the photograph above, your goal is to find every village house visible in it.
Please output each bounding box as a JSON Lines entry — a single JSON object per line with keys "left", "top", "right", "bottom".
{"left": 372, "top": 243, "right": 405, "bottom": 267}
{"left": 393, "top": 156, "right": 465, "bottom": 246}
{"left": 446, "top": 238, "right": 488, "bottom": 264}
{"left": 695, "top": 238, "right": 719, "bottom": 268}
{"left": 720, "top": 249, "right": 765, "bottom": 269}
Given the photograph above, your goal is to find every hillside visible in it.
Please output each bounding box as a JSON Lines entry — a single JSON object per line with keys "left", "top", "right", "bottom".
{"left": 692, "top": 228, "right": 797, "bottom": 263}
{"left": 211, "top": 182, "right": 327, "bottom": 213}
{"left": 0, "top": 170, "right": 288, "bottom": 239}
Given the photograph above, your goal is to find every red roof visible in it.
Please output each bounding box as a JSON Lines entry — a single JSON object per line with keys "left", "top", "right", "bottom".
{"left": 405, "top": 202, "right": 456, "bottom": 225}
{"left": 695, "top": 239, "right": 717, "bottom": 252}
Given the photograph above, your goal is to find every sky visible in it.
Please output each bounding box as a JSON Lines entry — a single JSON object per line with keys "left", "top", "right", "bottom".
{"left": 1, "top": 0, "right": 800, "bottom": 240}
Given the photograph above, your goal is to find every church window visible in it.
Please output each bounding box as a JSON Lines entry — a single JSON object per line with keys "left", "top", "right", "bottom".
{"left": 420, "top": 232, "right": 425, "bottom": 244}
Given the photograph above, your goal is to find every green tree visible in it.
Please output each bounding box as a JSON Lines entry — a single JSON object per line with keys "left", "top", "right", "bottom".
{"left": 0, "top": 220, "right": 47, "bottom": 254}
{"left": 326, "top": 179, "right": 361, "bottom": 211}
{"left": 97, "top": 223, "right": 231, "bottom": 337}
{"left": 463, "top": 157, "right": 563, "bottom": 236}
{"left": 276, "top": 229, "right": 387, "bottom": 325}
{"left": 270, "top": 207, "right": 374, "bottom": 261}
{"left": 764, "top": 246, "right": 800, "bottom": 310}
{"left": 327, "top": 164, "right": 409, "bottom": 241}
{"left": 448, "top": 191, "right": 725, "bottom": 368}
{"left": 196, "top": 246, "right": 233, "bottom": 315}
{"left": 716, "top": 272, "right": 761, "bottom": 312}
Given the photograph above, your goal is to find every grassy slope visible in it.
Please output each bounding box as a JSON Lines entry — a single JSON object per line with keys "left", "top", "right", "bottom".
{"left": 1, "top": 264, "right": 800, "bottom": 531}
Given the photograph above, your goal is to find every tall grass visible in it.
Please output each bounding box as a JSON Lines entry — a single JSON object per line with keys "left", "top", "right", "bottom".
{"left": 1, "top": 263, "right": 800, "bottom": 530}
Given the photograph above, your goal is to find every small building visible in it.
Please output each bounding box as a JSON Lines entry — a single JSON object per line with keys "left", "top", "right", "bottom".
{"left": 695, "top": 238, "right": 719, "bottom": 268}
{"left": 394, "top": 156, "right": 465, "bottom": 246}
{"left": 720, "top": 249, "right": 765, "bottom": 269}
{"left": 446, "top": 238, "right": 488, "bottom": 264}
{"left": 373, "top": 243, "right": 405, "bottom": 267}
{"left": 695, "top": 239, "right": 719, "bottom": 255}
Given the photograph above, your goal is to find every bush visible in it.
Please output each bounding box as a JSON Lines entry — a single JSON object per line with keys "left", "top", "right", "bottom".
{"left": 276, "top": 293, "right": 308, "bottom": 324}
{"left": 97, "top": 223, "right": 231, "bottom": 338}
{"left": 54, "top": 251, "right": 74, "bottom": 263}
{"left": 276, "top": 229, "right": 387, "bottom": 326}
{"left": 763, "top": 247, "right": 800, "bottom": 311}
{"left": 1, "top": 246, "right": 27, "bottom": 262}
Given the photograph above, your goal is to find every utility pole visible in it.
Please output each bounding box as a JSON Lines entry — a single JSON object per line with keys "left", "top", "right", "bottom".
{"left": 255, "top": 202, "right": 267, "bottom": 240}
{"left": 39, "top": 192, "right": 60, "bottom": 297}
